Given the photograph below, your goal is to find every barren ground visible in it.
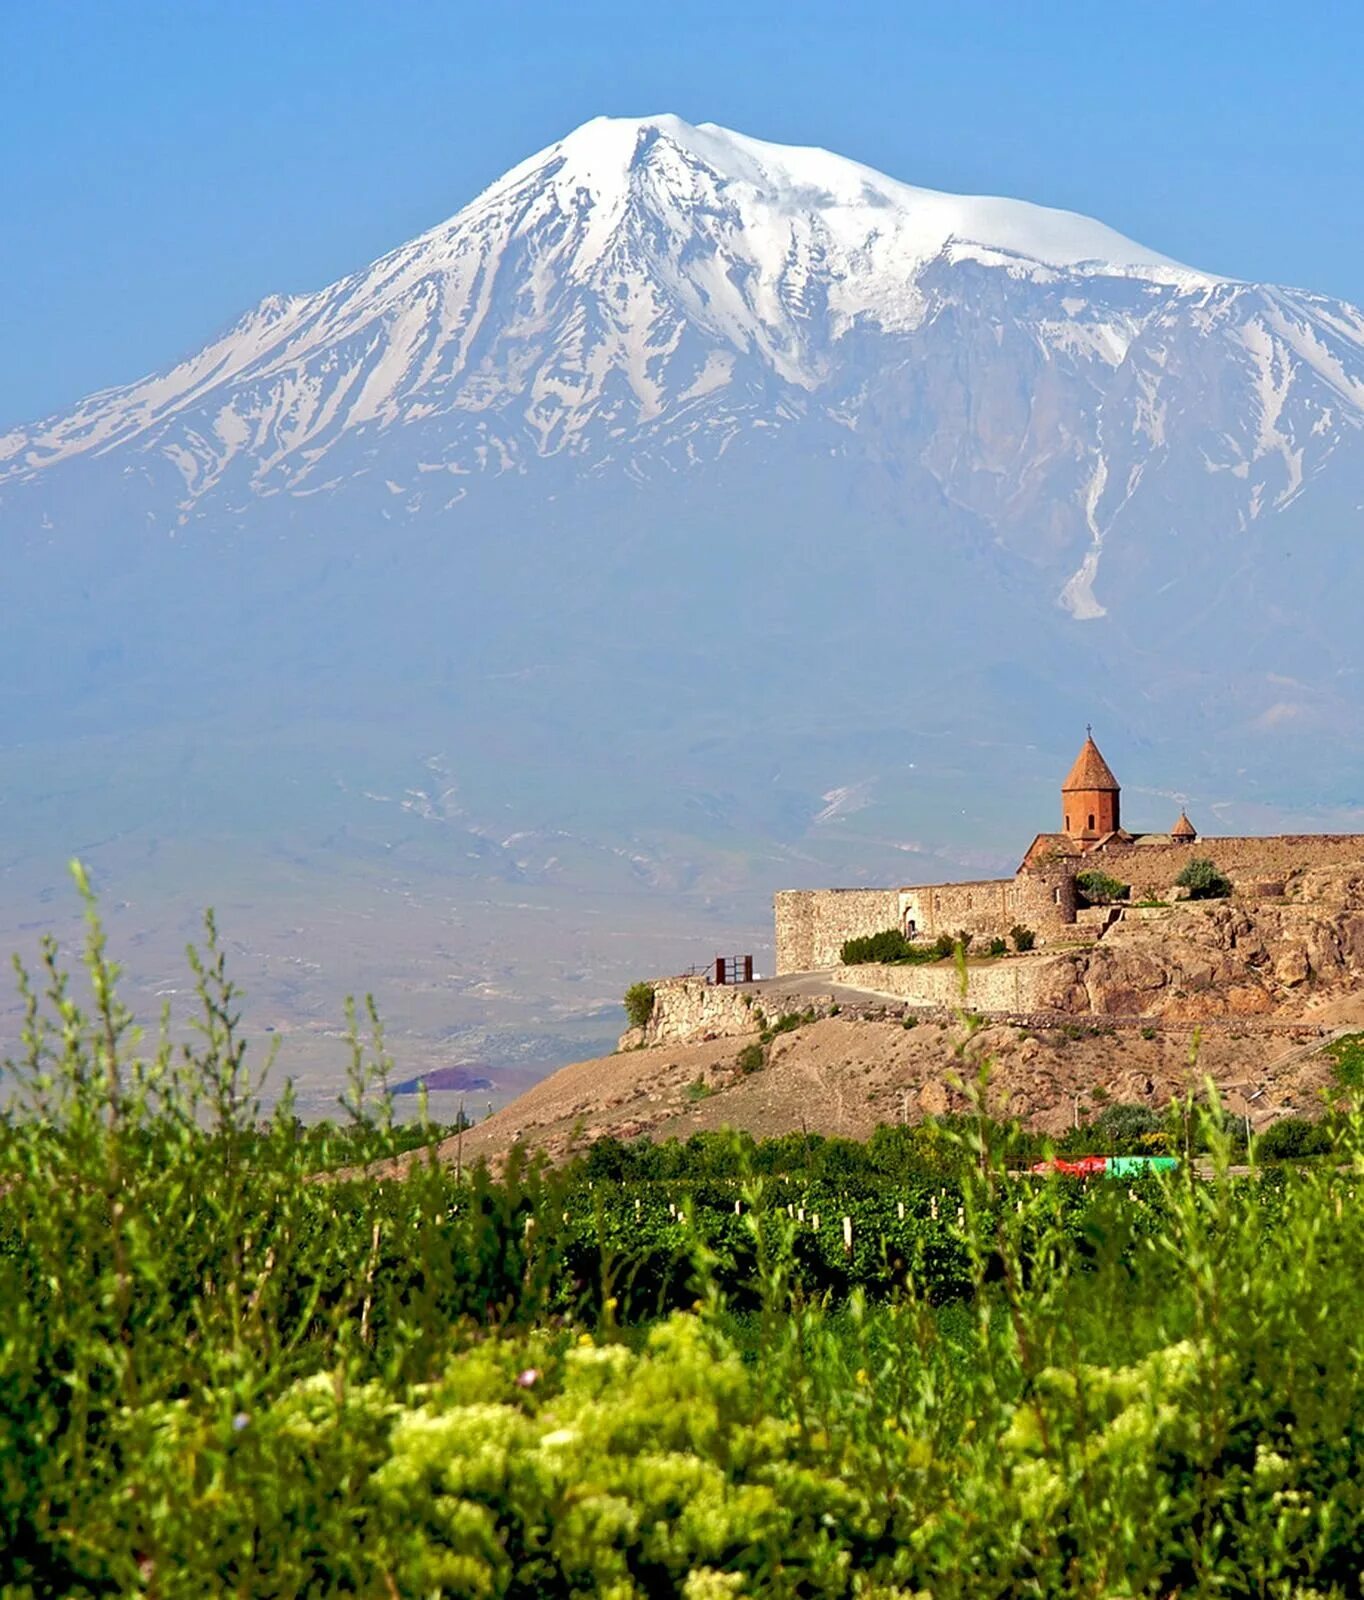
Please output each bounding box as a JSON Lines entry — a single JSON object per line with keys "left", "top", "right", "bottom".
{"left": 421, "top": 1010, "right": 1355, "bottom": 1172}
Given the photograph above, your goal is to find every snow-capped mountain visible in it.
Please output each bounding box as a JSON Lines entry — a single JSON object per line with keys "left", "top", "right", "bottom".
{"left": 7, "top": 115, "right": 1362, "bottom": 627}
{"left": 4, "top": 116, "right": 1364, "bottom": 1071}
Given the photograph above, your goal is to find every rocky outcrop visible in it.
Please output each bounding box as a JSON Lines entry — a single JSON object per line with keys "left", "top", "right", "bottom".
{"left": 1049, "top": 868, "right": 1364, "bottom": 1019}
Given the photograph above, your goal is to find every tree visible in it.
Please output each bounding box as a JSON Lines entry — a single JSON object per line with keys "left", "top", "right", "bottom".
{"left": 1010, "top": 924, "right": 1036, "bottom": 952}
{"left": 623, "top": 982, "right": 656, "bottom": 1030}
{"left": 1075, "top": 869, "right": 1129, "bottom": 906}
{"left": 1175, "top": 858, "right": 1232, "bottom": 900}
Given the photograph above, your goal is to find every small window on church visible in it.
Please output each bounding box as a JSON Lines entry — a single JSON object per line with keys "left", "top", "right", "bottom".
{"left": 1065, "top": 814, "right": 1071, "bottom": 831}
{"left": 1088, "top": 813, "right": 1095, "bottom": 830}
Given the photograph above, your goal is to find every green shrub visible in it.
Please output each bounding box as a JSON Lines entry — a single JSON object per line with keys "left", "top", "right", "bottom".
{"left": 1257, "top": 1116, "right": 1332, "bottom": 1161}
{"left": 762, "top": 1009, "right": 816, "bottom": 1043}
{"left": 624, "top": 980, "right": 656, "bottom": 1030}
{"left": 1088, "top": 1102, "right": 1164, "bottom": 1154}
{"left": 1327, "top": 1032, "right": 1364, "bottom": 1093}
{"left": 1175, "top": 857, "right": 1232, "bottom": 900}
{"left": 736, "top": 1042, "right": 766, "bottom": 1076}
{"left": 1075, "top": 868, "right": 1130, "bottom": 906}
{"left": 987, "top": 936, "right": 1008, "bottom": 957}
{"left": 840, "top": 928, "right": 910, "bottom": 964}
{"left": 1010, "top": 923, "right": 1036, "bottom": 952}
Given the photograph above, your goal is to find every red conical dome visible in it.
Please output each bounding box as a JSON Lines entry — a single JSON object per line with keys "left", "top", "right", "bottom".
{"left": 1062, "top": 733, "right": 1120, "bottom": 794}
{"left": 1061, "top": 730, "right": 1120, "bottom": 843}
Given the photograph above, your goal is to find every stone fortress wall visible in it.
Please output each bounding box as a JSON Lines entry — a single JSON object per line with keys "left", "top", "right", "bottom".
{"left": 1090, "top": 835, "right": 1364, "bottom": 895}
{"left": 776, "top": 863, "right": 1077, "bottom": 974}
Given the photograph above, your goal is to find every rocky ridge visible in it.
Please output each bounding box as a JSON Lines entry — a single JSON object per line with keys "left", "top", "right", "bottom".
{"left": 1045, "top": 865, "right": 1364, "bottom": 1020}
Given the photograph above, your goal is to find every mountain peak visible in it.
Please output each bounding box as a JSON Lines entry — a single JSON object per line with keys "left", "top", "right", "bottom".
{"left": 481, "top": 113, "right": 1213, "bottom": 284}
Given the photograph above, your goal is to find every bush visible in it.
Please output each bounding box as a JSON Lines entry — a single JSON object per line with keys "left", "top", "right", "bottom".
{"left": 624, "top": 981, "right": 656, "bottom": 1030}
{"left": 736, "top": 1042, "right": 766, "bottom": 1076}
{"left": 840, "top": 928, "right": 911, "bottom": 964}
{"left": 1010, "top": 923, "right": 1036, "bottom": 952}
{"left": 1175, "top": 857, "right": 1232, "bottom": 900}
{"left": 1075, "top": 869, "right": 1129, "bottom": 906}
{"left": 1089, "top": 1102, "right": 1164, "bottom": 1154}
{"left": 987, "top": 937, "right": 1008, "bottom": 957}
{"left": 760, "top": 1009, "right": 815, "bottom": 1044}
{"left": 1327, "top": 1032, "right": 1364, "bottom": 1093}
{"left": 1257, "top": 1116, "right": 1333, "bottom": 1161}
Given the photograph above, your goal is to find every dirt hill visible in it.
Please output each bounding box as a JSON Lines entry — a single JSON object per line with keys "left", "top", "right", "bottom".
{"left": 418, "top": 1011, "right": 1350, "bottom": 1172}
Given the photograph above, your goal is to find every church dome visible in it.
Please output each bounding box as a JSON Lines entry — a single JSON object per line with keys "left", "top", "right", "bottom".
{"left": 1172, "top": 811, "right": 1197, "bottom": 841}
{"left": 1062, "top": 733, "right": 1120, "bottom": 793}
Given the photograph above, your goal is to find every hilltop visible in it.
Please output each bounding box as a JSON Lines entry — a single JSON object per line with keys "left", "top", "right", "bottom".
{"left": 420, "top": 1009, "right": 1348, "bottom": 1172}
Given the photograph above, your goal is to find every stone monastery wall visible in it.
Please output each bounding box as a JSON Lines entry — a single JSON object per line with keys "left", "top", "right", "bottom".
{"left": 775, "top": 867, "right": 1078, "bottom": 975}
{"left": 1096, "top": 835, "right": 1364, "bottom": 895}
{"left": 775, "top": 889, "right": 901, "bottom": 974}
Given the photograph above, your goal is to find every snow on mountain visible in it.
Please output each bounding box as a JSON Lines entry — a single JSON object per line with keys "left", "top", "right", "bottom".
{"left": 0, "top": 115, "right": 1237, "bottom": 494}
{"left": 3, "top": 114, "right": 1364, "bottom": 682}
{"left": 6, "top": 116, "right": 1362, "bottom": 643}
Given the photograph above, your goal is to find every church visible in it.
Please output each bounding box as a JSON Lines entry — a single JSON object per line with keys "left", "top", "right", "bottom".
{"left": 773, "top": 733, "right": 1361, "bottom": 976}
{"left": 1019, "top": 729, "right": 1198, "bottom": 869}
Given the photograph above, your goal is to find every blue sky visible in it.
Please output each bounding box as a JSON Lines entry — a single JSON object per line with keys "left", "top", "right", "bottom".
{"left": 4, "top": 0, "right": 1361, "bottom": 426}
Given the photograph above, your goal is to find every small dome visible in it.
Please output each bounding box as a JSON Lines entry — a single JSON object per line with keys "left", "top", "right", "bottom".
{"left": 1171, "top": 811, "right": 1197, "bottom": 840}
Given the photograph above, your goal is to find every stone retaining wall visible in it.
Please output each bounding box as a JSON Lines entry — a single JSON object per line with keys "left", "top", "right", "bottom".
{"left": 833, "top": 955, "right": 1070, "bottom": 1013}
{"left": 617, "top": 976, "right": 761, "bottom": 1050}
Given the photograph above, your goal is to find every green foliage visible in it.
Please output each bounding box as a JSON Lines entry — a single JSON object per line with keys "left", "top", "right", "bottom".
{"left": 735, "top": 1042, "right": 766, "bottom": 1076}
{"left": 1064, "top": 1102, "right": 1164, "bottom": 1155}
{"left": 840, "top": 927, "right": 912, "bottom": 963}
{"left": 1175, "top": 856, "right": 1233, "bottom": 899}
{"left": 759, "top": 1008, "right": 816, "bottom": 1044}
{"left": 1256, "top": 1115, "right": 1333, "bottom": 1161}
{"left": 623, "top": 981, "right": 656, "bottom": 1030}
{"left": 1327, "top": 1031, "right": 1364, "bottom": 1093}
{"left": 8, "top": 871, "right": 1364, "bottom": 1595}
{"left": 1075, "top": 868, "right": 1130, "bottom": 906}
{"left": 839, "top": 929, "right": 968, "bottom": 965}
{"left": 1010, "top": 923, "right": 1036, "bottom": 952}
{"left": 987, "top": 936, "right": 1008, "bottom": 957}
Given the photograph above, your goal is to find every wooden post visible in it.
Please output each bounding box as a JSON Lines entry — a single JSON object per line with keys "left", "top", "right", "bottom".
{"left": 842, "top": 1215, "right": 853, "bottom": 1255}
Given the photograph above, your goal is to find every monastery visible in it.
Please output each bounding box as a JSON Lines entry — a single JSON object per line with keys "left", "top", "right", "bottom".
{"left": 774, "top": 733, "right": 1364, "bottom": 975}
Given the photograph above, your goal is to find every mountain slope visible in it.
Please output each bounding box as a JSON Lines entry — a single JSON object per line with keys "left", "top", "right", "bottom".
{"left": 3, "top": 116, "right": 1364, "bottom": 1079}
